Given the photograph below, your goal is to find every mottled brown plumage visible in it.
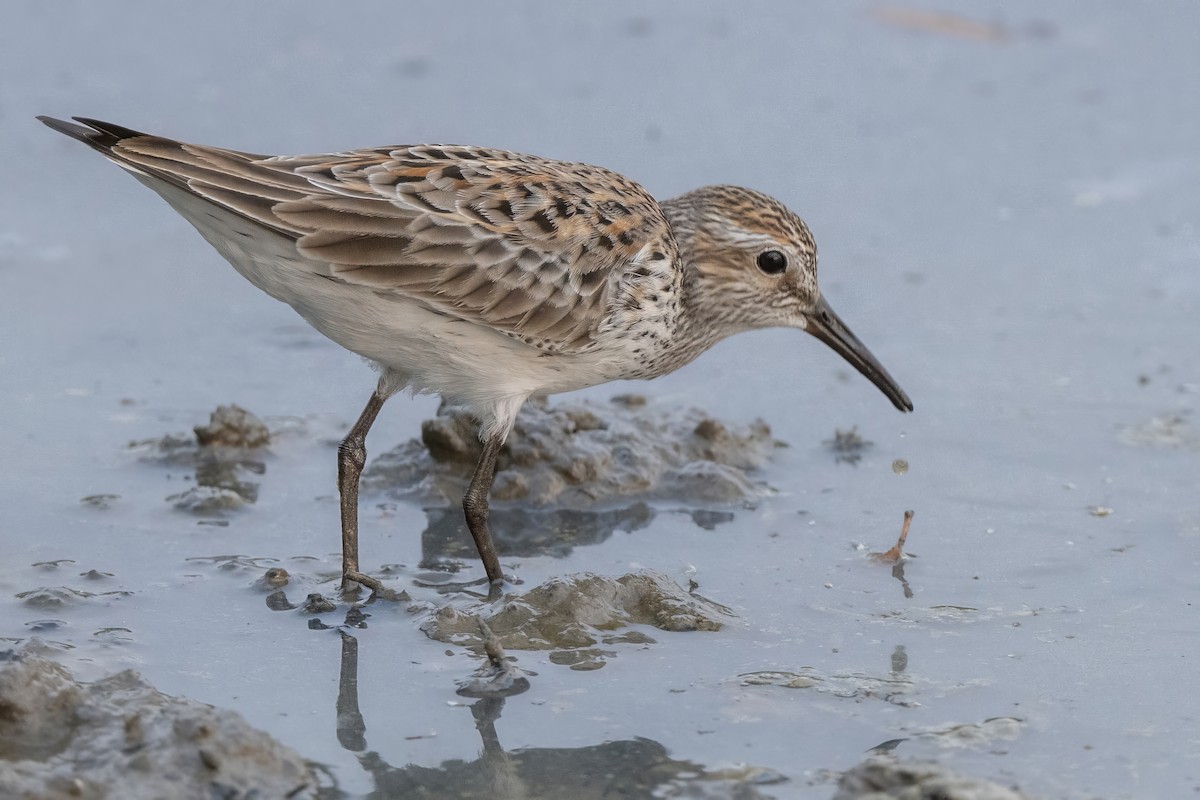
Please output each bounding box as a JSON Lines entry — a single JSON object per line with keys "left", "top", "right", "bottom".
{"left": 40, "top": 116, "right": 912, "bottom": 595}
{"left": 77, "top": 126, "right": 677, "bottom": 354}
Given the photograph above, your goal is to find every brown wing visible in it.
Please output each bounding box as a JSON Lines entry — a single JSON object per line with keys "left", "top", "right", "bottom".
{"left": 43, "top": 117, "right": 677, "bottom": 353}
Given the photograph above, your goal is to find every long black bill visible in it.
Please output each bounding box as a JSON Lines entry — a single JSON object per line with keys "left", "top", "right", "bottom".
{"left": 804, "top": 295, "right": 913, "bottom": 412}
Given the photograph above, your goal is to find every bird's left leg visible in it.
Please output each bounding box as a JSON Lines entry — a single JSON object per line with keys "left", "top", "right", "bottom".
{"left": 339, "top": 388, "right": 388, "bottom": 596}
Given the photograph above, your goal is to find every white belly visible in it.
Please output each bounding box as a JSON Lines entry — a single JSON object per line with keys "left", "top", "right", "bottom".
{"left": 140, "top": 173, "right": 634, "bottom": 438}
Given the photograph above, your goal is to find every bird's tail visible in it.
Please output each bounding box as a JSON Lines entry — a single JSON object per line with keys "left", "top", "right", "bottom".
{"left": 38, "top": 116, "right": 151, "bottom": 156}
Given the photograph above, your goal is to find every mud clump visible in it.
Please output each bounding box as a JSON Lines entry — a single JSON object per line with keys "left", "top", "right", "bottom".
{"left": 16, "top": 586, "right": 129, "bottom": 610}
{"left": 423, "top": 571, "right": 732, "bottom": 669}
{"left": 834, "top": 756, "right": 1030, "bottom": 799}
{"left": 738, "top": 669, "right": 917, "bottom": 707}
{"left": 363, "top": 396, "right": 781, "bottom": 508}
{"left": 0, "top": 644, "right": 316, "bottom": 799}
{"left": 131, "top": 404, "right": 271, "bottom": 462}
{"left": 193, "top": 404, "right": 270, "bottom": 449}
{"left": 166, "top": 485, "right": 249, "bottom": 514}
{"left": 129, "top": 404, "right": 270, "bottom": 516}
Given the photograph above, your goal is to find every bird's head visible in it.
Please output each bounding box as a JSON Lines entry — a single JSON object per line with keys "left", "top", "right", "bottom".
{"left": 663, "top": 185, "right": 913, "bottom": 412}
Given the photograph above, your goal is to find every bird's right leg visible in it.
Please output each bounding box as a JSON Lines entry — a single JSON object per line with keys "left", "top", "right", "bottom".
{"left": 463, "top": 432, "right": 506, "bottom": 588}
{"left": 338, "top": 389, "right": 387, "bottom": 596}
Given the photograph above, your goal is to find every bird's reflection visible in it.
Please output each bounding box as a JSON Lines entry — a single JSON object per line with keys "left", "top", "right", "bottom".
{"left": 418, "top": 503, "right": 655, "bottom": 564}
{"left": 891, "top": 561, "right": 914, "bottom": 598}
{"left": 890, "top": 644, "right": 908, "bottom": 675}
{"left": 321, "top": 621, "right": 775, "bottom": 799}
{"left": 335, "top": 632, "right": 366, "bottom": 753}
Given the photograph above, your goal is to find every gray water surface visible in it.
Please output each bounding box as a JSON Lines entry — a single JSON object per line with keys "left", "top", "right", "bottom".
{"left": 2, "top": 2, "right": 1199, "bottom": 797}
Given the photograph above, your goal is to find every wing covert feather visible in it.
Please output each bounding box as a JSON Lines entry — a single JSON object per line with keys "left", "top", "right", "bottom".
{"left": 104, "top": 134, "right": 678, "bottom": 352}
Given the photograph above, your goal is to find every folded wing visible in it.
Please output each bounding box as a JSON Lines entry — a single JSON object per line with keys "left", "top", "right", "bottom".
{"left": 40, "top": 116, "right": 678, "bottom": 353}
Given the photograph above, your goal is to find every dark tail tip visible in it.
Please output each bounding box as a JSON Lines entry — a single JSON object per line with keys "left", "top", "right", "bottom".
{"left": 37, "top": 116, "right": 149, "bottom": 151}
{"left": 37, "top": 115, "right": 98, "bottom": 143}
{"left": 71, "top": 117, "right": 150, "bottom": 140}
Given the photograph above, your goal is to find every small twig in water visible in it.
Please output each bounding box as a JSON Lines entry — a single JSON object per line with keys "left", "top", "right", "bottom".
{"left": 479, "top": 619, "right": 507, "bottom": 669}
{"left": 871, "top": 510, "right": 914, "bottom": 563}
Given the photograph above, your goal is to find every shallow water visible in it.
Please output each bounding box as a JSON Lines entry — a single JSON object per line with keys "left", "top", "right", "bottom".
{"left": 2, "top": 2, "right": 1199, "bottom": 797}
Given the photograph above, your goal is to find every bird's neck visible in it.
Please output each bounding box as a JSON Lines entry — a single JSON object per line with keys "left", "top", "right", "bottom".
{"left": 662, "top": 199, "right": 743, "bottom": 358}
{"left": 672, "top": 261, "right": 730, "bottom": 350}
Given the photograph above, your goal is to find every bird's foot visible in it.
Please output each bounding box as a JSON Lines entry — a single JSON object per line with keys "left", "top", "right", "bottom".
{"left": 341, "top": 569, "right": 408, "bottom": 602}
{"left": 413, "top": 570, "right": 522, "bottom": 600}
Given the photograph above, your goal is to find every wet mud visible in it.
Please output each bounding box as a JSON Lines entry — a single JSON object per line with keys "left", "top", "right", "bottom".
{"left": 6, "top": 3, "right": 1200, "bottom": 798}
{"left": 0, "top": 644, "right": 316, "bottom": 799}
{"left": 362, "top": 395, "right": 782, "bottom": 507}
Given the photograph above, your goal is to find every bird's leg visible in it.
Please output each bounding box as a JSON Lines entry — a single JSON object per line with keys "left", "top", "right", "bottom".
{"left": 463, "top": 433, "right": 505, "bottom": 587}
{"left": 338, "top": 390, "right": 386, "bottom": 596}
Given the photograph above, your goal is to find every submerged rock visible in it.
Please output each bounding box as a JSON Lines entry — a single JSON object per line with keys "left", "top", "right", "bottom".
{"left": 423, "top": 571, "right": 731, "bottom": 665}
{"left": 362, "top": 396, "right": 781, "bottom": 508}
{"left": 0, "top": 644, "right": 316, "bottom": 799}
{"left": 834, "top": 756, "right": 1030, "bottom": 800}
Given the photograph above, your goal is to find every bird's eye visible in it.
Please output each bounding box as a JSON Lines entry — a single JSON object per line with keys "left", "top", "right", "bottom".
{"left": 756, "top": 250, "right": 788, "bottom": 275}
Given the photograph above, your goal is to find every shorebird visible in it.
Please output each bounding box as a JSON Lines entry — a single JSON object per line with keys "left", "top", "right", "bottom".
{"left": 40, "top": 116, "right": 913, "bottom": 595}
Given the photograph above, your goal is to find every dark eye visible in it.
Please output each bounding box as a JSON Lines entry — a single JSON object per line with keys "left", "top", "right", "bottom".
{"left": 756, "top": 250, "right": 788, "bottom": 275}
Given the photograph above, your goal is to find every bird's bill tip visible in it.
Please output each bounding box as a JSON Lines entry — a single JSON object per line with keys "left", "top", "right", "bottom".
{"left": 803, "top": 296, "right": 913, "bottom": 413}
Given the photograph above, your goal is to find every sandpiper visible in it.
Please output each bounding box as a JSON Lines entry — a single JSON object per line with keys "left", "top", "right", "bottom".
{"left": 40, "top": 116, "right": 913, "bottom": 594}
